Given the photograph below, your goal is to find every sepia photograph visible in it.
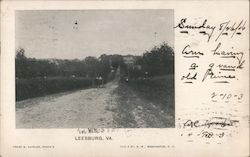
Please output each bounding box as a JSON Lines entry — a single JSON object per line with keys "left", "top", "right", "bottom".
{"left": 15, "top": 10, "right": 175, "bottom": 128}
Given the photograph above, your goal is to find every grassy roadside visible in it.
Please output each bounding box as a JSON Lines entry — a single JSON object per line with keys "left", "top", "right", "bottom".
{"left": 111, "top": 74, "right": 175, "bottom": 128}
{"left": 127, "top": 74, "right": 175, "bottom": 116}
{"left": 110, "top": 82, "right": 139, "bottom": 128}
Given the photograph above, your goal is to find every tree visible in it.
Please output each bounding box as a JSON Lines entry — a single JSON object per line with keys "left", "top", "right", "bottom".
{"left": 16, "top": 48, "right": 26, "bottom": 60}
{"left": 140, "top": 42, "right": 174, "bottom": 77}
{"left": 84, "top": 56, "right": 99, "bottom": 77}
{"left": 16, "top": 48, "right": 28, "bottom": 78}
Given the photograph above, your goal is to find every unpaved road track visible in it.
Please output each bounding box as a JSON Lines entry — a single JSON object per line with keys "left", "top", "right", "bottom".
{"left": 16, "top": 81, "right": 118, "bottom": 128}
{"left": 16, "top": 78, "right": 174, "bottom": 128}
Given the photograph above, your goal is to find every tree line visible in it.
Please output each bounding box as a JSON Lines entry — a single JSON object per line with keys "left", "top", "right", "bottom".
{"left": 16, "top": 42, "right": 174, "bottom": 80}
{"left": 16, "top": 48, "right": 124, "bottom": 81}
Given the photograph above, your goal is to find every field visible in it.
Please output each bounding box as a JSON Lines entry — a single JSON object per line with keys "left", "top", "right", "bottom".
{"left": 16, "top": 77, "right": 93, "bottom": 101}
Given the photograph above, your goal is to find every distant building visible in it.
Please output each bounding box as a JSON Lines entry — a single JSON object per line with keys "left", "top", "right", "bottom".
{"left": 133, "top": 65, "right": 142, "bottom": 70}
{"left": 123, "top": 55, "right": 142, "bottom": 71}
{"left": 123, "top": 55, "right": 136, "bottom": 65}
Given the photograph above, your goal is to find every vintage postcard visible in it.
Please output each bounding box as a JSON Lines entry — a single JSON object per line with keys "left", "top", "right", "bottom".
{"left": 0, "top": 1, "right": 249, "bottom": 157}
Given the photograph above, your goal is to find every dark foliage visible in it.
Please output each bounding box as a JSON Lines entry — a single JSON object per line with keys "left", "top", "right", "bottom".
{"left": 16, "top": 77, "right": 93, "bottom": 101}
{"left": 128, "top": 42, "right": 174, "bottom": 78}
{"left": 142, "top": 42, "right": 174, "bottom": 76}
{"left": 15, "top": 49, "right": 124, "bottom": 80}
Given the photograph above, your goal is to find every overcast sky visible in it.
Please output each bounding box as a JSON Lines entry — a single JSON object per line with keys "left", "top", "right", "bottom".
{"left": 16, "top": 10, "right": 174, "bottom": 59}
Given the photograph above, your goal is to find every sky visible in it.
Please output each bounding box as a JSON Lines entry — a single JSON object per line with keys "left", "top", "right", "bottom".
{"left": 16, "top": 10, "right": 174, "bottom": 59}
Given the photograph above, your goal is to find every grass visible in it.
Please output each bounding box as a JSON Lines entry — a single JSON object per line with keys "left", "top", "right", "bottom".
{"left": 111, "top": 74, "right": 175, "bottom": 128}
{"left": 16, "top": 76, "right": 93, "bottom": 101}
{"left": 127, "top": 74, "right": 175, "bottom": 116}
{"left": 110, "top": 83, "right": 139, "bottom": 128}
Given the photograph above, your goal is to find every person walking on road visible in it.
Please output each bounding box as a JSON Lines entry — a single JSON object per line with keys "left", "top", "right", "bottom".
{"left": 95, "top": 76, "right": 103, "bottom": 88}
{"left": 98, "top": 76, "right": 103, "bottom": 88}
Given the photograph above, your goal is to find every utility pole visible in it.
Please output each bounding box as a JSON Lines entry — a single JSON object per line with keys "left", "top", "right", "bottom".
{"left": 127, "top": 65, "right": 130, "bottom": 80}
{"left": 154, "top": 32, "right": 157, "bottom": 45}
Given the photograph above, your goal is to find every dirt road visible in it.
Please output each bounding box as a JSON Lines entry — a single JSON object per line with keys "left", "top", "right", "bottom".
{"left": 16, "top": 81, "right": 119, "bottom": 128}
{"left": 16, "top": 76, "right": 174, "bottom": 128}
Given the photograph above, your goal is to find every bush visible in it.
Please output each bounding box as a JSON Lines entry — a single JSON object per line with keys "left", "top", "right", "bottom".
{"left": 16, "top": 77, "right": 92, "bottom": 101}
